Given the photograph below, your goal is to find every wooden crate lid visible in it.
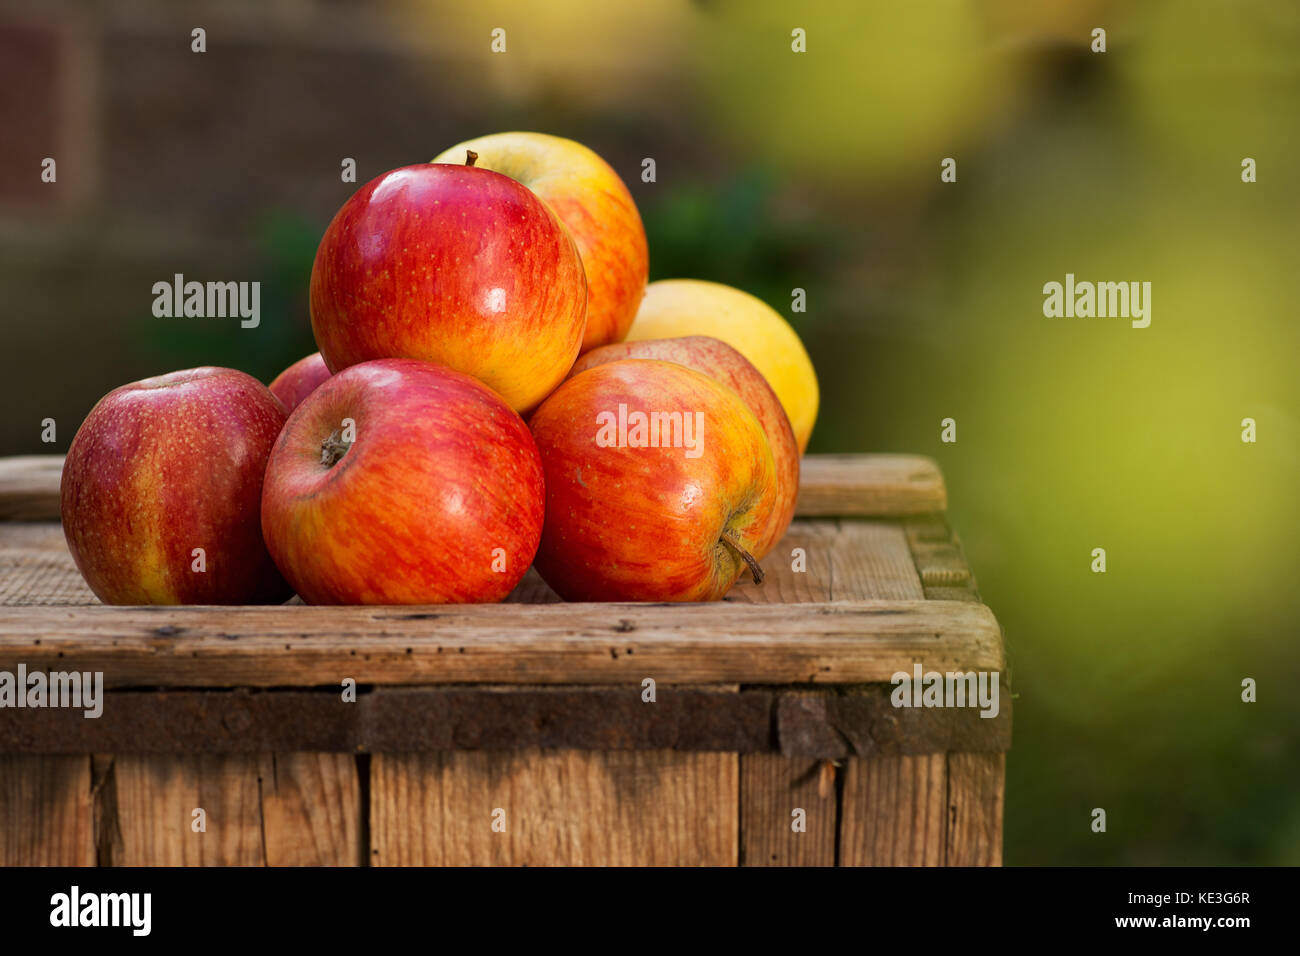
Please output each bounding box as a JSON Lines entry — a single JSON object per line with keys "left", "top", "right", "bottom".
{"left": 0, "top": 453, "right": 1008, "bottom": 756}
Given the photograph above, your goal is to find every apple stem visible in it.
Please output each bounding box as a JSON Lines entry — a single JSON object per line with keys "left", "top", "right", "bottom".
{"left": 721, "top": 529, "right": 765, "bottom": 585}
{"left": 465, "top": 149, "right": 479, "bottom": 167}
{"left": 320, "top": 429, "right": 351, "bottom": 467}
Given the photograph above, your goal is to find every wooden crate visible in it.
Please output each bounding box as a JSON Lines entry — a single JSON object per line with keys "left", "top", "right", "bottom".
{"left": 0, "top": 453, "right": 1007, "bottom": 866}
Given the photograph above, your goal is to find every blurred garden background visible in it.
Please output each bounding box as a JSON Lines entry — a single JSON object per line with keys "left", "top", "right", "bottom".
{"left": 1, "top": 0, "right": 1297, "bottom": 864}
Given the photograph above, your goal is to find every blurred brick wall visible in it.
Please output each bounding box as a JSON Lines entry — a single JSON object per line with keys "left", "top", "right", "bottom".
{"left": 0, "top": 0, "right": 691, "bottom": 455}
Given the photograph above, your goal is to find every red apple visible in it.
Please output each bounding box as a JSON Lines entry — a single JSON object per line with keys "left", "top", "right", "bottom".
{"left": 268, "top": 351, "right": 331, "bottom": 412}
{"left": 570, "top": 335, "right": 798, "bottom": 559}
{"left": 432, "top": 133, "right": 648, "bottom": 353}
{"left": 309, "top": 163, "right": 588, "bottom": 413}
{"left": 529, "top": 359, "right": 780, "bottom": 602}
{"left": 60, "top": 367, "right": 291, "bottom": 605}
{"left": 261, "top": 358, "right": 544, "bottom": 604}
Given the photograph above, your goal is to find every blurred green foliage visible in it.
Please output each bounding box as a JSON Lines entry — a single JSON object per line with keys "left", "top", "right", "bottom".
{"left": 126, "top": 210, "right": 322, "bottom": 386}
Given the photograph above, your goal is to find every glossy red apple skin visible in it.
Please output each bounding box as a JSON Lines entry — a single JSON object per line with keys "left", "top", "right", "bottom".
{"left": 60, "top": 367, "right": 292, "bottom": 605}
{"left": 431, "top": 132, "right": 648, "bottom": 353}
{"left": 570, "top": 335, "right": 798, "bottom": 559}
{"left": 529, "top": 359, "right": 779, "bottom": 602}
{"left": 309, "top": 164, "right": 588, "bottom": 413}
{"left": 261, "top": 358, "right": 545, "bottom": 604}
{"left": 268, "top": 352, "right": 331, "bottom": 412}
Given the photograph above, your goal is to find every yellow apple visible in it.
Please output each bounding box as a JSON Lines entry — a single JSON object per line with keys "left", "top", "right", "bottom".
{"left": 626, "top": 280, "right": 819, "bottom": 451}
{"left": 432, "top": 132, "right": 648, "bottom": 354}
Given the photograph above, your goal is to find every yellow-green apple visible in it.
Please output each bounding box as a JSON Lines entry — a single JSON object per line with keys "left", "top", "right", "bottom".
{"left": 261, "top": 358, "right": 544, "bottom": 604}
{"left": 60, "top": 367, "right": 291, "bottom": 605}
{"left": 309, "top": 163, "right": 588, "bottom": 413}
{"left": 269, "top": 351, "right": 331, "bottom": 412}
{"left": 529, "top": 359, "right": 779, "bottom": 601}
{"left": 627, "top": 279, "right": 820, "bottom": 451}
{"left": 570, "top": 336, "right": 797, "bottom": 559}
{"left": 431, "top": 132, "right": 648, "bottom": 353}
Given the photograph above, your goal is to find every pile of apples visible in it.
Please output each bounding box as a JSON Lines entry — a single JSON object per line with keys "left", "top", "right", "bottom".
{"left": 60, "top": 133, "right": 819, "bottom": 606}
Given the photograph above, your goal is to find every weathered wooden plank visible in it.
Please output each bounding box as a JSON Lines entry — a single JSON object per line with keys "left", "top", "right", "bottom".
{"left": 0, "top": 517, "right": 946, "bottom": 610}
{"left": 0, "top": 755, "right": 94, "bottom": 865}
{"left": 945, "top": 752, "right": 1004, "bottom": 866}
{"left": 727, "top": 520, "right": 838, "bottom": 603}
{"left": 103, "top": 755, "right": 265, "bottom": 865}
{"left": 911, "top": 540, "right": 972, "bottom": 588}
{"left": 729, "top": 519, "right": 924, "bottom": 604}
{"left": 839, "top": 754, "right": 946, "bottom": 866}
{"left": 740, "top": 754, "right": 838, "bottom": 866}
{"left": 827, "top": 522, "right": 926, "bottom": 600}
{"left": 258, "top": 753, "right": 362, "bottom": 866}
{"left": 904, "top": 514, "right": 982, "bottom": 603}
{"left": 0, "top": 453, "right": 949, "bottom": 524}
{"left": 370, "top": 749, "right": 738, "bottom": 865}
{"left": 92, "top": 753, "right": 362, "bottom": 865}
{"left": 797, "top": 455, "right": 945, "bottom": 517}
{"left": 0, "top": 457, "right": 65, "bottom": 522}
{"left": 0, "top": 600, "right": 1005, "bottom": 688}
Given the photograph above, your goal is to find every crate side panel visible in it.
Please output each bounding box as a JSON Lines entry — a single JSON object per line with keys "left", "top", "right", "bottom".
{"left": 739, "top": 753, "right": 837, "bottom": 866}
{"left": 0, "top": 755, "right": 94, "bottom": 865}
{"left": 370, "top": 749, "right": 738, "bottom": 866}
{"left": 105, "top": 755, "right": 264, "bottom": 865}
{"left": 258, "top": 753, "right": 362, "bottom": 866}
{"left": 945, "top": 752, "right": 1004, "bottom": 866}
{"left": 100, "top": 753, "right": 361, "bottom": 866}
{"left": 839, "top": 754, "right": 946, "bottom": 866}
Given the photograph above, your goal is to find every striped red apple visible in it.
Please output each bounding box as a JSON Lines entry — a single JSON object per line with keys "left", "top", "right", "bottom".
{"left": 529, "top": 359, "right": 780, "bottom": 602}
{"left": 60, "top": 367, "right": 291, "bottom": 605}
{"left": 309, "top": 163, "right": 588, "bottom": 414}
{"left": 432, "top": 132, "right": 648, "bottom": 354}
{"left": 261, "top": 359, "right": 545, "bottom": 604}
{"left": 569, "top": 335, "right": 798, "bottom": 560}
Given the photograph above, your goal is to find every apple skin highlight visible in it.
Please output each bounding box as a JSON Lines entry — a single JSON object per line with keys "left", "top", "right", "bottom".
{"left": 309, "top": 163, "right": 588, "bottom": 414}
{"left": 261, "top": 358, "right": 546, "bottom": 605}
{"left": 432, "top": 132, "right": 648, "bottom": 354}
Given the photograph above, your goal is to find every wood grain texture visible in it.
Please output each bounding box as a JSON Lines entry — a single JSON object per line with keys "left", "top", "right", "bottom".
{"left": 839, "top": 754, "right": 947, "bottom": 866}
{"left": 727, "top": 520, "right": 838, "bottom": 603}
{"left": 0, "top": 518, "right": 927, "bottom": 609}
{"left": 0, "top": 456, "right": 64, "bottom": 521}
{"left": 740, "top": 754, "right": 837, "bottom": 866}
{"left": 904, "top": 515, "right": 983, "bottom": 603}
{"left": 102, "top": 755, "right": 264, "bottom": 865}
{"left": 797, "top": 455, "right": 945, "bottom": 517}
{"left": 258, "top": 753, "right": 361, "bottom": 866}
{"left": 0, "top": 453, "right": 948, "bottom": 523}
{"left": 728, "top": 519, "right": 924, "bottom": 604}
{"left": 0, "top": 600, "right": 1004, "bottom": 688}
{"left": 0, "top": 755, "right": 94, "bottom": 865}
{"left": 370, "top": 749, "right": 738, "bottom": 865}
{"left": 945, "top": 753, "right": 1004, "bottom": 866}
{"left": 94, "top": 753, "right": 360, "bottom": 866}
